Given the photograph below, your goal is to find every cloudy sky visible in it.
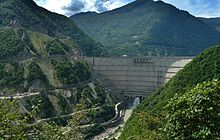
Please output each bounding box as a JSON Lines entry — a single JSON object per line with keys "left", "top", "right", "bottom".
{"left": 34, "top": 0, "right": 220, "bottom": 18}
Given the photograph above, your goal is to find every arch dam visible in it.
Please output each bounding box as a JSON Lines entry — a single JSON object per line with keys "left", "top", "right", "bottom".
{"left": 83, "top": 57, "right": 193, "bottom": 97}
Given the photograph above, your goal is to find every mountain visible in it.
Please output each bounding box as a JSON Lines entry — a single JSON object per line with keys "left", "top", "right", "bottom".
{"left": 200, "top": 17, "right": 220, "bottom": 32}
{"left": 0, "top": 28, "right": 86, "bottom": 92}
{"left": 71, "top": 0, "right": 220, "bottom": 56}
{"left": 0, "top": 0, "right": 107, "bottom": 56}
{"left": 0, "top": 1, "right": 118, "bottom": 138}
{"left": 120, "top": 45, "right": 220, "bottom": 139}
{"left": 0, "top": 28, "right": 116, "bottom": 140}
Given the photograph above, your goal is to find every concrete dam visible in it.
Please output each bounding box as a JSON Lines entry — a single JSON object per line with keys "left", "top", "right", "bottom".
{"left": 84, "top": 57, "right": 193, "bottom": 97}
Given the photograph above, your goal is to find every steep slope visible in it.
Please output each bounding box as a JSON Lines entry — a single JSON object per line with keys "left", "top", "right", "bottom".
{"left": 0, "top": 28, "right": 79, "bottom": 59}
{"left": 0, "top": 0, "right": 106, "bottom": 56}
{"left": 0, "top": 28, "right": 86, "bottom": 92}
{"left": 0, "top": 1, "right": 118, "bottom": 138}
{"left": 0, "top": 28, "right": 118, "bottom": 138}
{"left": 120, "top": 45, "right": 220, "bottom": 139}
{"left": 71, "top": 0, "right": 220, "bottom": 56}
{"left": 200, "top": 17, "right": 220, "bottom": 32}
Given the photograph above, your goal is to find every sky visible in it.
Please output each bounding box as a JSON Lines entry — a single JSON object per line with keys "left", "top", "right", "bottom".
{"left": 34, "top": 0, "right": 220, "bottom": 18}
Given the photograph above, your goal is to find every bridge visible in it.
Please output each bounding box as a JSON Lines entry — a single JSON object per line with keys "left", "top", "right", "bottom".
{"left": 83, "top": 57, "right": 193, "bottom": 97}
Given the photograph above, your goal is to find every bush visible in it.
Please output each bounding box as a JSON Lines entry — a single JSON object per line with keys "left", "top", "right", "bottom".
{"left": 23, "top": 92, "right": 55, "bottom": 119}
{"left": 0, "top": 61, "right": 24, "bottom": 87}
{"left": 0, "top": 29, "right": 24, "bottom": 58}
{"left": 88, "top": 105, "right": 115, "bottom": 122}
{"left": 76, "top": 84, "right": 107, "bottom": 108}
{"left": 0, "top": 100, "right": 28, "bottom": 139}
{"left": 164, "top": 80, "right": 220, "bottom": 139}
{"left": 45, "top": 40, "right": 68, "bottom": 55}
{"left": 52, "top": 59, "right": 91, "bottom": 85}
{"left": 27, "top": 61, "right": 48, "bottom": 83}
{"left": 73, "top": 61, "right": 91, "bottom": 82}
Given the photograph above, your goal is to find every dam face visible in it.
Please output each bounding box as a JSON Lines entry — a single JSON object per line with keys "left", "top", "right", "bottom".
{"left": 84, "top": 57, "right": 193, "bottom": 97}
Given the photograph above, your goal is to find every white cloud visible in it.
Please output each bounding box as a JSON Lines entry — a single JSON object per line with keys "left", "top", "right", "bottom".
{"left": 103, "top": 0, "right": 124, "bottom": 10}
{"left": 34, "top": 0, "right": 134, "bottom": 16}
{"left": 35, "top": 0, "right": 72, "bottom": 15}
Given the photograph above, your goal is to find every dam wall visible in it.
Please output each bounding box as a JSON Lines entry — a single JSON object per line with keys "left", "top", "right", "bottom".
{"left": 83, "top": 57, "right": 193, "bottom": 97}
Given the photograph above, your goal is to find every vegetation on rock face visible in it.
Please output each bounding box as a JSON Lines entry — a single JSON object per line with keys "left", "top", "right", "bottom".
{"left": 76, "top": 84, "right": 107, "bottom": 108}
{"left": 17, "top": 29, "right": 39, "bottom": 55}
{"left": 0, "top": 61, "right": 24, "bottom": 87}
{"left": 88, "top": 105, "right": 115, "bottom": 122}
{"left": 51, "top": 58, "right": 91, "bottom": 85}
{"left": 71, "top": 0, "right": 220, "bottom": 56}
{"left": 0, "top": 98, "right": 85, "bottom": 140}
{"left": 0, "top": 1, "right": 115, "bottom": 139}
{"left": 23, "top": 92, "right": 55, "bottom": 119}
{"left": 0, "top": 100, "right": 28, "bottom": 139}
{"left": 120, "top": 45, "right": 220, "bottom": 139}
{"left": 0, "top": 28, "right": 77, "bottom": 59}
{"left": 27, "top": 61, "right": 49, "bottom": 85}
{"left": 45, "top": 39, "right": 71, "bottom": 55}
{"left": 164, "top": 80, "right": 220, "bottom": 140}
{"left": 0, "top": 29, "right": 24, "bottom": 58}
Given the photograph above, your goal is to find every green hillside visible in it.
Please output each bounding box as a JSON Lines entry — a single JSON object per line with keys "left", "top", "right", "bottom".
{"left": 0, "top": 28, "right": 79, "bottom": 59}
{"left": 200, "top": 17, "right": 220, "bottom": 32}
{"left": 0, "top": 29, "right": 26, "bottom": 58}
{"left": 120, "top": 45, "right": 220, "bottom": 139}
{"left": 0, "top": 28, "right": 117, "bottom": 139}
{"left": 0, "top": 0, "right": 106, "bottom": 56}
{"left": 0, "top": 28, "right": 89, "bottom": 92}
{"left": 71, "top": 0, "right": 220, "bottom": 56}
{"left": 0, "top": 0, "right": 119, "bottom": 139}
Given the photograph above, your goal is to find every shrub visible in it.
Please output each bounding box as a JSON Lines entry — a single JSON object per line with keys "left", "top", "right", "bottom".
{"left": 164, "top": 80, "right": 220, "bottom": 139}
{"left": 0, "top": 100, "right": 28, "bottom": 139}
{"left": 0, "top": 29, "right": 24, "bottom": 58}
{"left": 45, "top": 39, "right": 72, "bottom": 56}
{"left": 0, "top": 61, "right": 24, "bottom": 87}
{"left": 27, "top": 61, "right": 48, "bottom": 83}
{"left": 52, "top": 59, "right": 91, "bottom": 85}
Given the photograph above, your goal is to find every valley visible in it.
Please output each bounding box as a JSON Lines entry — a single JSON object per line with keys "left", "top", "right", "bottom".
{"left": 0, "top": 0, "right": 220, "bottom": 139}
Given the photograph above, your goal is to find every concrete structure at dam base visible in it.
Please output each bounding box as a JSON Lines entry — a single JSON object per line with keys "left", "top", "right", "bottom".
{"left": 83, "top": 57, "right": 193, "bottom": 97}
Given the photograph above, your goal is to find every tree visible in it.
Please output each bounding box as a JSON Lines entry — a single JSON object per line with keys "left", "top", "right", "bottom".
{"left": 164, "top": 80, "right": 220, "bottom": 139}
{"left": 64, "top": 99, "right": 87, "bottom": 140}
{"left": 38, "top": 99, "right": 87, "bottom": 140}
{"left": 0, "top": 99, "right": 28, "bottom": 139}
{"left": 36, "top": 122, "right": 65, "bottom": 140}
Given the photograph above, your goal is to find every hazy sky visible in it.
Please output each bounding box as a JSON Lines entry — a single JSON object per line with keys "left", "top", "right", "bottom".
{"left": 34, "top": 0, "right": 220, "bottom": 18}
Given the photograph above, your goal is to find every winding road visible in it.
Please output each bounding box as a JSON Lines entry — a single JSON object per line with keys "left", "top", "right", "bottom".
{"left": 29, "top": 106, "right": 101, "bottom": 127}
{"left": 0, "top": 92, "right": 40, "bottom": 100}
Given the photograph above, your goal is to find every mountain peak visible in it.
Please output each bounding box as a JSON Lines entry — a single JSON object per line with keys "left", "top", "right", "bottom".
{"left": 71, "top": 0, "right": 220, "bottom": 56}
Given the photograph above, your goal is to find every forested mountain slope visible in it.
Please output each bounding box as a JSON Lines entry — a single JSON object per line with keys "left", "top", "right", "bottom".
{"left": 0, "top": 0, "right": 106, "bottom": 56}
{"left": 0, "top": 28, "right": 117, "bottom": 139}
{"left": 0, "top": 0, "right": 118, "bottom": 139}
{"left": 71, "top": 0, "right": 220, "bottom": 56}
{"left": 200, "top": 17, "right": 220, "bottom": 32}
